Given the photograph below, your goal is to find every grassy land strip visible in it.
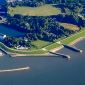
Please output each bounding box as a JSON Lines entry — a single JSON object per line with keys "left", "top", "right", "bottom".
{"left": 59, "top": 23, "right": 80, "bottom": 31}
{"left": 8, "top": 5, "right": 61, "bottom": 16}
{"left": 0, "top": 28, "right": 85, "bottom": 54}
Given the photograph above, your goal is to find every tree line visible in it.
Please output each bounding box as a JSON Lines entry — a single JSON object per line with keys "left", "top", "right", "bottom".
{"left": 3, "top": 14, "right": 84, "bottom": 48}
{"left": 8, "top": 0, "right": 85, "bottom": 7}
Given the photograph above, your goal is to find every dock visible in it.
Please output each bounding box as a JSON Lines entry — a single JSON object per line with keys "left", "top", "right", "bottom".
{"left": 63, "top": 44, "right": 83, "bottom": 53}
{"left": 49, "top": 51, "right": 71, "bottom": 60}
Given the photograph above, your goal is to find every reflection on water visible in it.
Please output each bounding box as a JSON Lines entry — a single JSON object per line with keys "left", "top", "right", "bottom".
{"left": 0, "top": 25, "right": 25, "bottom": 37}
{"left": 0, "top": 39, "right": 85, "bottom": 85}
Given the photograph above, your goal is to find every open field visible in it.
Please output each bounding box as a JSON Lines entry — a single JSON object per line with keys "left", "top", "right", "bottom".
{"left": 59, "top": 23, "right": 80, "bottom": 31}
{"left": 32, "top": 40, "right": 50, "bottom": 49}
{"left": 8, "top": 5, "right": 61, "bottom": 16}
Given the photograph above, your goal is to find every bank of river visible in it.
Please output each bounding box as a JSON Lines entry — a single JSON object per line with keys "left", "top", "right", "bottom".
{"left": 11, "top": 37, "right": 85, "bottom": 57}
{"left": 0, "top": 39, "right": 85, "bottom": 85}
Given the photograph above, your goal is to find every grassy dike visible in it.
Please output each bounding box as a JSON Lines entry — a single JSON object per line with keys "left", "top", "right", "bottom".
{"left": 0, "top": 28, "right": 85, "bottom": 55}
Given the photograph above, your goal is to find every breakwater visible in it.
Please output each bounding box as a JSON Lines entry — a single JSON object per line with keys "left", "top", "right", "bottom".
{"left": 49, "top": 51, "right": 71, "bottom": 59}
{"left": 63, "top": 44, "right": 83, "bottom": 53}
{"left": 0, "top": 67, "right": 30, "bottom": 72}
{"left": 0, "top": 48, "right": 11, "bottom": 57}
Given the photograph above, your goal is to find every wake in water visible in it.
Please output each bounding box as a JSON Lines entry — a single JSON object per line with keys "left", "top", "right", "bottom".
{"left": 0, "top": 66, "right": 30, "bottom": 72}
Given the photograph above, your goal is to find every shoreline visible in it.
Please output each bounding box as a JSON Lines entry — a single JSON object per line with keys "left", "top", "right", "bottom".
{"left": 50, "top": 37, "right": 85, "bottom": 53}
{"left": 11, "top": 37, "right": 85, "bottom": 57}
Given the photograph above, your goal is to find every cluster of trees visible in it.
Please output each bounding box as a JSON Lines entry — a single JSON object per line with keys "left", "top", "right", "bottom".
{"left": 8, "top": 0, "right": 85, "bottom": 7}
{"left": 3, "top": 36, "right": 33, "bottom": 48}
{"left": 4, "top": 14, "right": 81, "bottom": 48}
{"left": 52, "top": 14, "right": 85, "bottom": 27}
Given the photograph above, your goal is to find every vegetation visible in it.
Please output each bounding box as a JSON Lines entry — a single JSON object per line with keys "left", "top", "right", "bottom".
{"left": 8, "top": 0, "right": 85, "bottom": 7}
{"left": 0, "top": 0, "right": 85, "bottom": 54}
{"left": 59, "top": 23, "right": 79, "bottom": 31}
{"left": 4, "top": 14, "right": 80, "bottom": 48}
{"left": 0, "top": 28, "right": 85, "bottom": 54}
{"left": 32, "top": 40, "right": 50, "bottom": 49}
{"left": 46, "top": 28, "right": 85, "bottom": 50}
{"left": 8, "top": 5, "right": 61, "bottom": 16}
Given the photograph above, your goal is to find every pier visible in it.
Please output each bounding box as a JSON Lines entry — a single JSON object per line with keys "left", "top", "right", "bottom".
{"left": 63, "top": 44, "right": 83, "bottom": 53}
{"left": 49, "top": 51, "right": 71, "bottom": 60}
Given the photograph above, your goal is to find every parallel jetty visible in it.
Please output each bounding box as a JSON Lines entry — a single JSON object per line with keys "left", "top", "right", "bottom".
{"left": 0, "top": 67, "right": 30, "bottom": 73}
{"left": 0, "top": 48, "right": 12, "bottom": 57}
{"left": 49, "top": 51, "right": 71, "bottom": 60}
{"left": 63, "top": 44, "right": 83, "bottom": 53}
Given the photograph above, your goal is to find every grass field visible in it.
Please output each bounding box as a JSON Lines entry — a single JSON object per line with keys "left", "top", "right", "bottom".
{"left": 32, "top": 40, "right": 50, "bottom": 49}
{"left": 59, "top": 23, "right": 80, "bottom": 31}
{"left": 8, "top": 5, "right": 61, "bottom": 16}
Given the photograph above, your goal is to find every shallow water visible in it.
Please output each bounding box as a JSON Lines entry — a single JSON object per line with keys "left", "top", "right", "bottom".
{"left": 0, "top": 39, "right": 85, "bottom": 85}
{"left": 0, "top": 25, "right": 25, "bottom": 37}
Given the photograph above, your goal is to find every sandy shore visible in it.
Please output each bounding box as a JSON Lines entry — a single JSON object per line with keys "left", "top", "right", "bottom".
{"left": 51, "top": 37, "right": 85, "bottom": 53}
{"left": 10, "top": 37, "right": 85, "bottom": 57}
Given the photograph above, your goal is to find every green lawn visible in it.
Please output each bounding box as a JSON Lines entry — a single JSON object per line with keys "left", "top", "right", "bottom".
{"left": 32, "top": 40, "right": 50, "bottom": 49}
{"left": 8, "top": 5, "right": 61, "bottom": 16}
{"left": 59, "top": 23, "right": 80, "bottom": 31}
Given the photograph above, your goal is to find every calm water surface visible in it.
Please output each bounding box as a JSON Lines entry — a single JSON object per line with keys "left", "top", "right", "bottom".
{"left": 0, "top": 39, "right": 85, "bottom": 85}
{"left": 0, "top": 25, "right": 25, "bottom": 37}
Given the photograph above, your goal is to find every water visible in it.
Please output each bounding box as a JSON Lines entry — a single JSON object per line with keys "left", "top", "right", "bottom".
{"left": 0, "top": 25, "right": 25, "bottom": 37}
{"left": 0, "top": 39, "right": 85, "bottom": 85}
